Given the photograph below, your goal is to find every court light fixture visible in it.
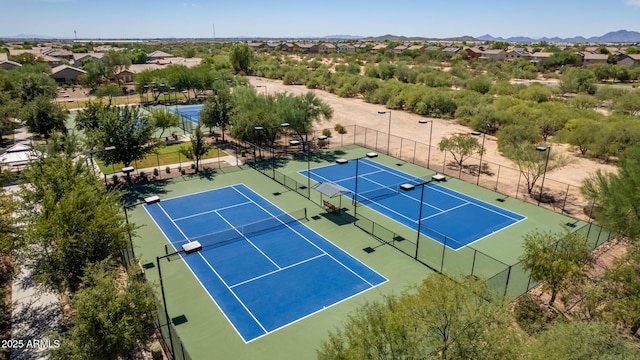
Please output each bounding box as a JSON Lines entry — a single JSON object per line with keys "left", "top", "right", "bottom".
{"left": 535, "top": 145, "right": 551, "bottom": 206}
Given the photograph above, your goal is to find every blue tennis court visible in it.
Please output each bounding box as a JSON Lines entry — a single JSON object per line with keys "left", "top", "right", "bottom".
{"left": 144, "top": 184, "right": 386, "bottom": 343}
{"left": 169, "top": 104, "right": 202, "bottom": 124}
{"left": 303, "top": 159, "right": 525, "bottom": 250}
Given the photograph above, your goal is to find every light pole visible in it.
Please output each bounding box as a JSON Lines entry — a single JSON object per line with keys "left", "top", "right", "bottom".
{"left": 399, "top": 180, "right": 430, "bottom": 258}
{"left": 254, "top": 123, "right": 290, "bottom": 177}
{"left": 471, "top": 131, "right": 486, "bottom": 186}
{"left": 378, "top": 111, "right": 392, "bottom": 155}
{"left": 337, "top": 157, "right": 363, "bottom": 221}
{"left": 418, "top": 120, "right": 433, "bottom": 169}
{"left": 255, "top": 85, "right": 267, "bottom": 95}
{"left": 536, "top": 145, "right": 551, "bottom": 206}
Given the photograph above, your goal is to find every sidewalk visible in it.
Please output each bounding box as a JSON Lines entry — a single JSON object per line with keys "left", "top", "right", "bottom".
{"left": 4, "top": 184, "right": 61, "bottom": 360}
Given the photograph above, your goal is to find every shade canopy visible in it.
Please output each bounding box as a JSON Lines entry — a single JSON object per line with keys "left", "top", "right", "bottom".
{"left": 311, "top": 182, "right": 350, "bottom": 198}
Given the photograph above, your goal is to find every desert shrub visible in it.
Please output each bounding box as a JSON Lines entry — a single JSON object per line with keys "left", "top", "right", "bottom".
{"left": 165, "top": 166, "right": 171, "bottom": 173}
{"left": 322, "top": 129, "right": 331, "bottom": 137}
{"left": 317, "top": 139, "right": 329, "bottom": 148}
{"left": 514, "top": 294, "right": 554, "bottom": 334}
{"left": 153, "top": 168, "right": 159, "bottom": 176}
{"left": 334, "top": 123, "right": 347, "bottom": 134}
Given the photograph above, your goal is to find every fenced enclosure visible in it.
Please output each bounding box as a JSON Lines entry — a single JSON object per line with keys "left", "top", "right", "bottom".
{"left": 245, "top": 131, "right": 613, "bottom": 302}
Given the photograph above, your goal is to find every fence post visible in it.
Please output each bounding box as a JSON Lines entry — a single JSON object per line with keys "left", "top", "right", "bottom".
{"left": 503, "top": 266, "right": 512, "bottom": 298}
{"left": 440, "top": 238, "right": 446, "bottom": 272}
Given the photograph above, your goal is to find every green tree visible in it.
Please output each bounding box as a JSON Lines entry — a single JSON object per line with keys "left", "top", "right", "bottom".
{"left": 503, "top": 142, "right": 567, "bottom": 195}
{"left": 560, "top": 118, "right": 601, "bottom": 155}
{"left": 527, "top": 321, "right": 639, "bottom": 360}
{"left": 582, "top": 146, "right": 640, "bottom": 240}
{"left": 519, "top": 229, "right": 593, "bottom": 304}
{"left": 560, "top": 68, "right": 597, "bottom": 94}
{"left": 317, "top": 275, "right": 519, "bottom": 360}
{"left": 276, "top": 92, "right": 333, "bottom": 152}
{"left": 149, "top": 107, "right": 179, "bottom": 140}
{"left": 438, "top": 133, "right": 484, "bottom": 167}
{"left": 180, "top": 125, "right": 209, "bottom": 173}
{"left": 75, "top": 100, "right": 109, "bottom": 131}
{"left": 52, "top": 260, "right": 156, "bottom": 360}
{"left": 199, "top": 89, "right": 233, "bottom": 141}
{"left": 21, "top": 95, "right": 67, "bottom": 138}
{"left": 229, "top": 43, "right": 253, "bottom": 74}
{"left": 17, "top": 73, "right": 57, "bottom": 103}
{"left": 95, "top": 82, "right": 122, "bottom": 104}
{"left": 613, "top": 90, "right": 640, "bottom": 116}
{"left": 466, "top": 75, "right": 492, "bottom": 94}
{"left": 19, "top": 148, "right": 131, "bottom": 291}
{"left": 85, "top": 105, "right": 156, "bottom": 167}
{"left": 79, "top": 58, "right": 106, "bottom": 89}
{"left": 103, "top": 50, "right": 131, "bottom": 85}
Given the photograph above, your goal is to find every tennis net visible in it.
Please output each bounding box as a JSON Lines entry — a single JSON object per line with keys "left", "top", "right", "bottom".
{"left": 172, "top": 208, "right": 308, "bottom": 251}
{"left": 355, "top": 176, "right": 428, "bottom": 205}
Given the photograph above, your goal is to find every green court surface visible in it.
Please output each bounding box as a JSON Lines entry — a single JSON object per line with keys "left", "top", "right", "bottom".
{"left": 126, "top": 145, "right": 594, "bottom": 359}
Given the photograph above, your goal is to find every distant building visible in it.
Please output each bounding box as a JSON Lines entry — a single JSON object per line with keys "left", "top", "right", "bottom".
{"left": 50, "top": 65, "right": 86, "bottom": 84}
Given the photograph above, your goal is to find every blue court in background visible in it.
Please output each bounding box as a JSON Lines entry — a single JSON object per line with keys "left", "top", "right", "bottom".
{"left": 144, "top": 184, "right": 386, "bottom": 343}
{"left": 302, "top": 158, "right": 525, "bottom": 250}
{"left": 169, "top": 104, "right": 203, "bottom": 124}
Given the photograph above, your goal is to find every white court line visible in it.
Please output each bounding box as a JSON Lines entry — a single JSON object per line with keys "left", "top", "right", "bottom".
{"left": 173, "top": 201, "right": 253, "bottom": 221}
{"left": 158, "top": 203, "right": 268, "bottom": 328}
{"left": 230, "top": 254, "right": 326, "bottom": 288}
{"left": 359, "top": 175, "right": 445, "bottom": 212}
{"left": 362, "top": 159, "right": 523, "bottom": 222}
{"left": 420, "top": 202, "right": 470, "bottom": 222}
{"left": 231, "top": 186, "right": 377, "bottom": 288}
{"left": 215, "top": 207, "right": 282, "bottom": 270}
{"left": 196, "top": 252, "right": 268, "bottom": 335}
{"left": 142, "top": 204, "right": 258, "bottom": 343}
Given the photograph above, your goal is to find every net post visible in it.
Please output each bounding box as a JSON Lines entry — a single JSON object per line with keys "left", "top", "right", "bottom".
{"left": 304, "top": 208, "right": 308, "bottom": 221}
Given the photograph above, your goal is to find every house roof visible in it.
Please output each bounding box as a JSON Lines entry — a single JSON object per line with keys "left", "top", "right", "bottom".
{"left": 0, "top": 53, "right": 7, "bottom": 62}
{"left": 0, "top": 60, "right": 22, "bottom": 70}
{"left": 0, "top": 143, "right": 41, "bottom": 167}
{"left": 51, "top": 65, "right": 86, "bottom": 75}
{"left": 147, "top": 50, "right": 173, "bottom": 59}
{"left": 72, "top": 52, "right": 104, "bottom": 61}
{"left": 483, "top": 49, "right": 505, "bottom": 55}
{"left": 530, "top": 52, "right": 554, "bottom": 58}
{"left": 583, "top": 53, "right": 609, "bottom": 60}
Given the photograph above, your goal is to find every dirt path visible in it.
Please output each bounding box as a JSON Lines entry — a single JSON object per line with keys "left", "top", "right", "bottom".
{"left": 247, "top": 76, "right": 617, "bottom": 190}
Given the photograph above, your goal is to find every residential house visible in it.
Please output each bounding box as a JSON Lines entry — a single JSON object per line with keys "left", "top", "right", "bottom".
{"left": 441, "top": 47, "right": 460, "bottom": 58}
{"left": 0, "top": 60, "right": 21, "bottom": 70}
{"left": 393, "top": 44, "right": 409, "bottom": 54}
{"left": 407, "top": 44, "right": 424, "bottom": 52}
{"left": 582, "top": 53, "right": 609, "bottom": 66}
{"left": 248, "top": 42, "right": 268, "bottom": 51}
{"left": 464, "top": 47, "right": 483, "bottom": 60}
{"left": 529, "top": 52, "right": 554, "bottom": 63}
{"left": 146, "top": 50, "right": 174, "bottom": 63}
{"left": 40, "top": 54, "right": 64, "bottom": 67}
{"left": 481, "top": 49, "right": 506, "bottom": 61}
{"left": 43, "top": 48, "right": 73, "bottom": 61}
{"left": 72, "top": 52, "right": 104, "bottom": 67}
{"left": 50, "top": 65, "right": 86, "bottom": 84}
{"left": 278, "top": 43, "right": 294, "bottom": 52}
{"left": 424, "top": 46, "right": 441, "bottom": 52}
{"left": 617, "top": 54, "right": 640, "bottom": 66}
{"left": 319, "top": 43, "right": 336, "bottom": 53}
{"left": 505, "top": 48, "right": 531, "bottom": 61}
{"left": 337, "top": 43, "right": 356, "bottom": 52}
{"left": 371, "top": 43, "right": 388, "bottom": 54}
{"left": 294, "top": 43, "right": 319, "bottom": 54}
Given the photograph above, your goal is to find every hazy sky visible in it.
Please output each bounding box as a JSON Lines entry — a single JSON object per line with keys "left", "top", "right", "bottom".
{"left": 2, "top": 0, "right": 640, "bottom": 39}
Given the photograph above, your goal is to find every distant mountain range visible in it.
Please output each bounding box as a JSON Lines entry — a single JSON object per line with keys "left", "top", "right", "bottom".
{"left": 2, "top": 30, "right": 639, "bottom": 43}
{"left": 477, "top": 30, "right": 640, "bottom": 43}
